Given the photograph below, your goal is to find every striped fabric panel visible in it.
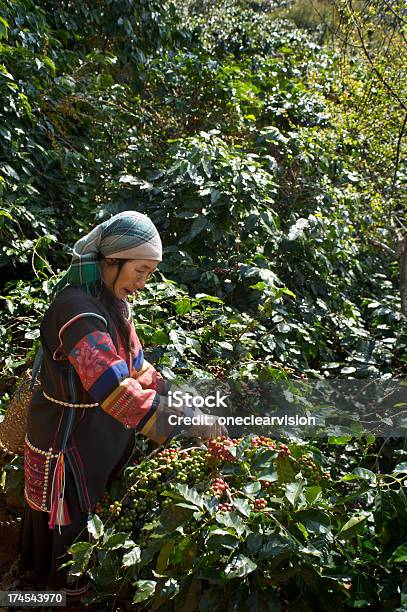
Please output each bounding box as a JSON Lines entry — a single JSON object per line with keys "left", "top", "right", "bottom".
{"left": 100, "top": 377, "right": 175, "bottom": 443}
{"left": 101, "top": 378, "right": 158, "bottom": 429}
{"left": 139, "top": 408, "right": 169, "bottom": 445}
{"left": 88, "top": 361, "right": 129, "bottom": 403}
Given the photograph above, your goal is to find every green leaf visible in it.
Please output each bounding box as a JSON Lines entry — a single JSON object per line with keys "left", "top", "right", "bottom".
{"left": 156, "top": 540, "right": 174, "bottom": 573}
{"left": 233, "top": 497, "right": 251, "bottom": 517}
{"left": 195, "top": 293, "right": 224, "bottom": 304}
{"left": 122, "top": 546, "right": 141, "bottom": 567}
{"left": 258, "top": 534, "right": 297, "bottom": 559}
{"left": 391, "top": 544, "right": 407, "bottom": 563}
{"left": 173, "top": 484, "right": 207, "bottom": 509}
{"left": 184, "top": 215, "right": 207, "bottom": 243}
{"left": 103, "top": 533, "right": 130, "bottom": 550}
{"left": 243, "top": 481, "right": 261, "bottom": 495}
{"left": 133, "top": 580, "right": 156, "bottom": 603}
{"left": 328, "top": 436, "right": 352, "bottom": 445}
{"left": 211, "top": 189, "right": 220, "bottom": 204}
{"left": 68, "top": 541, "right": 94, "bottom": 575}
{"left": 169, "top": 329, "right": 185, "bottom": 355}
{"left": 206, "top": 530, "right": 240, "bottom": 551}
{"left": 342, "top": 467, "right": 376, "bottom": 483}
{"left": 216, "top": 511, "right": 246, "bottom": 536}
{"left": 304, "top": 486, "right": 322, "bottom": 504}
{"left": 285, "top": 480, "right": 305, "bottom": 507}
{"left": 43, "top": 56, "right": 56, "bottom": 76}
{"left": 0, "top": 17, "right": 9, "bottom": 41}
{"left": 87, "top": 514, "right": 104, "bottom": 539}
{"left": 150, "top": 329, "right": 169, "bottom": 344}
{"left": 224, "top": 554, "right": 257, "bottom": 579}
{"left": 294, "top": 510, "right": 331, "bottom": 534}
{"left": 393, "top": 462, "right": 407, "bottom": 474}
{"left": 338, "top": 512, "right": 371, "bottom": 539}
{"left": 160, "top": 504, "right": 194, "bottom": 530}
{"left": 175, "top": 297, "right": 193, "bottom": 315}
{"left": 277, "top": 455, "right": 295, "bottom": 483}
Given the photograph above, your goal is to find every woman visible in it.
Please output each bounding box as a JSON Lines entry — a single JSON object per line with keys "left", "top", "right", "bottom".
{"left": 19, "top": 211, "right": 221, "bottom": 601}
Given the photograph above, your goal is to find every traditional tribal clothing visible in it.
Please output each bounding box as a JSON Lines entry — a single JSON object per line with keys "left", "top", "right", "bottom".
{"left": 20, "top": 285, "right": 177, "bottom": 588}
{"left": 19, "top": 212, "right": 173, "bottom": 592}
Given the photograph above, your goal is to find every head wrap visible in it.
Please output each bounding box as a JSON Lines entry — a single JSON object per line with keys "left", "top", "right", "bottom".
{"left": 54, "top": 211, "right": 162, "bottom": 295}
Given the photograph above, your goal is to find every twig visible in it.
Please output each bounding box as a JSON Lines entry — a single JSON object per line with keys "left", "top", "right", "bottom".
{"left": 343, "top": 0, "right": 407, "bottom": 111}
{"left": 392, "top": 112, "right": 407, "bottom": 194}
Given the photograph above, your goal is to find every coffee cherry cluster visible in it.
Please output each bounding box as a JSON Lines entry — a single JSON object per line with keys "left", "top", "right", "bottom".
{"left": 207, "top": 364, "right": 228, "bottom": 379}
{"left": 240, "top": 382, "right": 262, "bottom": 398}
{"left": 213, "top": 267, "right": 228, "bottom": 276}
{"left": 210, "top": 477, "right": 229, "bottom": 497}
{"left": 278, "top": 443, "right": 291, "bottom": 457}
{"left": 253, "top": 498, "right": 267, "bottom": 510}
{"left": 92, "top": 438, "right": 335, "bottom": 540}
{"left": 250, "top": 436, "right": 276, "bottom": 449}
{"left": 218, "top": 502, "right": 233, "bottom": 512}
{"left": 94, "top": 447, "right": 208, "bottom": 526}
{"left": 109, "top": 500, "right": 122, "bottom": 516}
{"left": 206, "top": 436, "right": 239, "bottom": 462}
{"left": 296, "top": 455, "right": 323, "bottom": 484}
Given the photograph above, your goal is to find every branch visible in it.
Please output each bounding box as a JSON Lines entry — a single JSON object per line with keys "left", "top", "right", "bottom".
{"left": 343, "top": 0, "right": 407, "bottom": 112}
{"left": 392, "top": 112, "right": 407, "bottom": 193}
{"left": 382, "top": 0, "right": 407, "bottom": 26}
{"left": 398, "top": 235, "right": 407, "bottom": 315}
{"left": 368, "top": 238, "right": 396, "bottom": 257}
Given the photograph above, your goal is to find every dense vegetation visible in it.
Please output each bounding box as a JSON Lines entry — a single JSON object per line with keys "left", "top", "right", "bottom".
{"left": 0, "top": 0, "right": 406, "bottom": 609}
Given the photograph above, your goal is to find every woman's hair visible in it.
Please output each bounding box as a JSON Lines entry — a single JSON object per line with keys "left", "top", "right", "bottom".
{"left": 95, "top": 257, "right": 132, "bottom": 360}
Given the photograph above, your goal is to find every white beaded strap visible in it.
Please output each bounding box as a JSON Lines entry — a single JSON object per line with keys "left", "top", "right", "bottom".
{"left": 25, "top": 434, "right": 59, "bottom": 458}
{"left": 43, "top": 391, "right": 99, "bottom": 408}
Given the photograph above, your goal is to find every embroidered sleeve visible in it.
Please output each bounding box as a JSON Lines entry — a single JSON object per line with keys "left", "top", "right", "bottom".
{"left": 132, "top": 359, "right": 167, "bottom": 394}
{"left": 67, "top": 330, "right": 130, "bottom": 402}
{"left": 55, "top": 296, "right": 177, "bottom": 443}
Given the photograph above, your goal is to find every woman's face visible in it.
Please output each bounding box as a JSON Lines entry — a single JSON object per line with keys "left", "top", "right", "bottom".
{"left": 101, "top": 258, "right": 159, "bottom": 300}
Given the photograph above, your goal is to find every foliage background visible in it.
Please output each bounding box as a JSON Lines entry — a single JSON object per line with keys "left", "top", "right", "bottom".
{"left": 0, "top": 0, "right": 406, "bottom": 609}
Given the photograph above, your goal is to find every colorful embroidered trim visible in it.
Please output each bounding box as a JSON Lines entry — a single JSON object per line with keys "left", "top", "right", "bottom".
{"left": 101, "top": 377, "right": 158, "bottom": 429}
{"left": 24, "top": 435, "right": 58, "bottom": 512}
{"left": 53, "top": 312, "right": 108, "bottom": 361}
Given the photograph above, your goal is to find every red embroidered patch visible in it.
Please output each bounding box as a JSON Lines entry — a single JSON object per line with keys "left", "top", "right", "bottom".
{"left": 69, "top": 331, "right": 126, "bottom": 390}
{"left": 24, "top": 442, "right": 55, "bottom": 512}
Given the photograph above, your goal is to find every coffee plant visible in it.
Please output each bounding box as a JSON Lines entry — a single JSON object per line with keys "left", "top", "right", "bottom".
{"left": 0, "top": 0, "right": 406, "bottom": 609}
{"left": 66, "top": 435, "right": 407, "bottom": 610}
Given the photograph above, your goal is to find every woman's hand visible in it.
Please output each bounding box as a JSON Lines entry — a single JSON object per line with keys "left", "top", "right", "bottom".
{"left": 188, "top": 412, "right": 228, "bottom": 441}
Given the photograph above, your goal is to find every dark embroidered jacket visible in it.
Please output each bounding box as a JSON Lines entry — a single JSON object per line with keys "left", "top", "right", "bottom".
{"left": 24, "top": 286, "right": 173, "bottom": 524}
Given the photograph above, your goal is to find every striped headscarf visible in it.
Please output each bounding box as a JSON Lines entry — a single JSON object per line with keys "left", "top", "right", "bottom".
{"left": 54, "top": 211, "right": 162, "bottom": 295}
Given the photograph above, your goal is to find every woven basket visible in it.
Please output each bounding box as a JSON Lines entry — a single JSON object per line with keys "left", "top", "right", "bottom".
{"left": 0, "top": 371, "right": 38, "bottom": 456}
